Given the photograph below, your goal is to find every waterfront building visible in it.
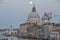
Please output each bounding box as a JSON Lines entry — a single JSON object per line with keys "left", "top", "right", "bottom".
{"left": 5, "top": 25, "right": 17, "bottom": 35}
{"left": 52, "top": 23, "right": 60, "bottom": 31}
{"left": 27, "top": 23, "right": 42, "bottom": 38}
{"left": 20, "top": 23, "right": 33, "bottom": 35}
{"left": 19, "top": 5, "right": 60, "bottom": 39}
{"left": 3, "top": 4, "right": 60, "bottom": 40}
{"left": 50, "top": 31, "right": 59, "bottom": 40}
{"left": 42, "top": 23, "right": 53, "bottom": 39}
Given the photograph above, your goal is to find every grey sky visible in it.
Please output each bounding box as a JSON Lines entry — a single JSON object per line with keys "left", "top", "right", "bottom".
{"left": 0, "top": 0, "right": 60, "bottom": 29}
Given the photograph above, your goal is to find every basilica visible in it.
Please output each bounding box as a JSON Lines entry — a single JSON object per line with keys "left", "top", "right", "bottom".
{"left": 4, "top": 5, "right": 60, "bottom": 40}
{"left": 19, "top": 5, "right": 60, "bottom": 40}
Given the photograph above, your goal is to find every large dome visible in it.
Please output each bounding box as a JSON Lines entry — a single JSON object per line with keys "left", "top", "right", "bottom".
{"left": 27, "top": 6, "right": 40, "bottom": 24}
{"left": 28, "top": 12, "right": 40, "bottom": 19}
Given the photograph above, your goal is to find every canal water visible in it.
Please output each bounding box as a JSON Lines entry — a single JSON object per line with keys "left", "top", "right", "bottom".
{"left": 0, "top": 31, "right": 36, "bottom": 40}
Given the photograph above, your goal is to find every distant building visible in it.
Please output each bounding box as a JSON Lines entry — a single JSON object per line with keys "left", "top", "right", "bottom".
{"left": 6, "top": 25, "right": 17, "bottom": 35}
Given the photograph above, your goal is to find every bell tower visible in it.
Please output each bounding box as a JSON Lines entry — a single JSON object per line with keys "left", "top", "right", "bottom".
{"left": 42, "top": 12, "right": 52, "bottom": 24}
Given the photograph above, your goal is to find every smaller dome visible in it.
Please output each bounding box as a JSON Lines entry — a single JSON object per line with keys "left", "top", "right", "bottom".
{"left": 42, "top": 12, "right": 52, "bottom": 20}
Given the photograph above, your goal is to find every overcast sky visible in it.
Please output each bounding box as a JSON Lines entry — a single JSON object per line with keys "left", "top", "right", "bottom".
{"left": 0, "top": 0, "right": 60, "bottom": 29}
